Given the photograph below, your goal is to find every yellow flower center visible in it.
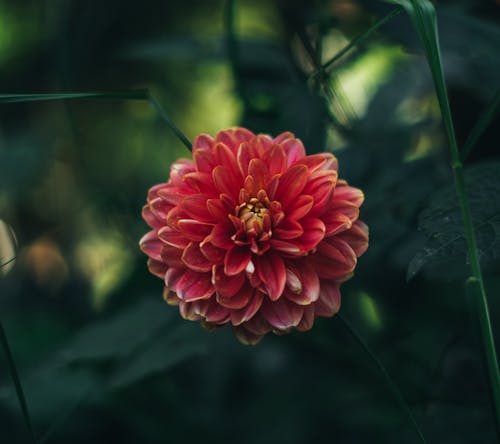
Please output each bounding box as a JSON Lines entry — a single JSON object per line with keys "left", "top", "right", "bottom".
{"left": 238, "top": 198, "right": 269, "bottom": 234}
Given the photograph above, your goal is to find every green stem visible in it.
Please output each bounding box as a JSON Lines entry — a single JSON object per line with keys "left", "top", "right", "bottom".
{"left": 147, "top": 95, "right": 192, "bottom": 151}
{"left": 338, "top": 315, "right": 427, "bottom": 443}
{"left": 0, "top": 90, "right": 192, "bottom": 152}
{"left": 461, "top": 86, "right": 500, "bottom": 162}
{"left": 312, "top": 6, "right": 402, "bottom": 76}
{"left": 0, "top": 256, "right": 16, "bottom": 268}
{"left": 0, "top": 320, "right": 37, "bottom": 443}
{"left": 399, "top": 0, "right": 500, "bottom": 436}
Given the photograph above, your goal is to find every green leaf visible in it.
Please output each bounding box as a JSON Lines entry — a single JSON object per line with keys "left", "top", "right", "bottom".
{"left": 0, "top": 91, "right": 148, "bottom": 103}
{"left": 408, "top": 162, "right": 500, "bottom": 280}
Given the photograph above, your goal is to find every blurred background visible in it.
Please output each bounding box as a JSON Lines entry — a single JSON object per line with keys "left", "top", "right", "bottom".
{"left": 0, "top": 0, "right": 500, "bottom": 442}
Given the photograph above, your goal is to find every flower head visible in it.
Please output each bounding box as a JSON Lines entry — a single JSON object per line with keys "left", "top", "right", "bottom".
{"left": 140, "top": 128, "right": 368, "bottom": 344}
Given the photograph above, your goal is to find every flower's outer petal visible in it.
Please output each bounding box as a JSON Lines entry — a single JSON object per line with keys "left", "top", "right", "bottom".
{"left": 274, "top": 164, "right": 309, "bottom": 205}
{"left": 281, "top": 138, "right": 306, "bottom": 166}
{"left": 256, "top": 252, "right": 286, "bottom": 301}
{"left": 182, "top": 242, "right": 212, "bottom": 272}
{"left": 147, "top": 182, "right": 169, "bottom": 202}
{"left": 164, "top": 267, "right": 184, "bottom": 289}
{"left": 149, "top": 196, "right": 171, "bottom": 221}
{"left": 297, "top": 153, "right": 338, "bottom": 173}
{"left": 230, "top": 290, "right": 264, "bottom": 325}
{"left": 262, "top": 298, "right": 303, "bottom": 330}
{"left": 304, "top": 170, "right": 337, "bottom": 216}
{"left": 296, "top": 305, "right": 315, "bottom": 332}
{"left": 193, "top": 148, "right": 217, "bottom": 174}
{"left": 294, "top": 218, "right": 326, "bottom": 252}
{"left": 192, "top": 133, "right": 215, "bottom": 151}
{"left": 140, "top": 231, "right": 163, "bottom": 261}
{"left": 216, "top": 128, "right": 255, "bottom": 153}
{"left": 183, "top": 172, "right": 216, "bottom": 195}
{"left": 160, "top": 246, "right": 184, "bottom": 268}
{"left": 284, "top": 261, "right": 320, "bottom": 305}
{"left": 204, "top": 302, "right": 231, "bottom": 324}
{"left": 216, "top": 283, "right": 253, "bottom": 309}
{"left": 214, "top": 142, "right": 241, "bottom": 180}
{"left": 337, "top": 220, "right": 369, "bottom": 257}
{"left": 224, "top": 246, "right": 252, "bottom": 276}
{"left": 158, "top": 226, "right": 190, "bottom": 248}
{"left": 233, "top": 326, "right": 264, "bottom": 345}
{"left": 310, "top": 237, "right": 357, "bottom": 280}
{"left": 315, "top": 282, "right": 341, "bottom": 317}
{"left": 147, "top": 258, "right": 167, "bottom": 279}
{"left": 213, "top": 265, "right": 246, "bottom": 297}
{"left": 181, "top": 195, "right": 214, "bottom": 222}
{"left": 176, "top": 270, "right": 214, "bottom": 301}
{"left": 143, "top": 205, "right": 163, "bottom": 229}
{"left": 163, "top": 286, "right": 179, "bottom": 306}
{"left": 329, "top": 200, "right": 360, "bottom": 223}
{"left": 321, "top": 210, "right": 352, "bottom": 237}
{"left": 273, "top": 131, "right": 294, "bottom": 144}
{"left": 263, "top": 144, "right": 287, "bottom": 176}
{"left": 334, "top": 184, "right": 364, "bottom": 207}
{"left": 177, "top": 220, "right": 213, "bottom": 241}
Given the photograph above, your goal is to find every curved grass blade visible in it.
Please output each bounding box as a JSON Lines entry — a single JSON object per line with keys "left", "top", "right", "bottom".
{"left": 0, "top": 321, "right": 37, "bottom": 443}
{"left": 390, "top": 0, "right": 500, "bottom": 437}
{"left": 338, "top": 315, "right": 428, "bottom": 443}
{"left": 461, "top": 86, "right": 500, "bottom": 162}
{"left": 0, "top": 90, "right": 192, "bottom": 151}
{"left": 316, "top": 6, "right": 402, "bottom": 75}
{"left": 0, "top": 256, "right": 16, "bottom": 269}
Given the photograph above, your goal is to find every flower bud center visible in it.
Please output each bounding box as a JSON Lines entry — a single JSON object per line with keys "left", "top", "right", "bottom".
{"left": 238, "top": 198, "right": 269, "bottom": 234}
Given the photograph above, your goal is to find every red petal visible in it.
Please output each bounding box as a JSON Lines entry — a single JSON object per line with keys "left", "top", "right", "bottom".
{"left": 140, "top": 231, "right": 163, "bottom": 261}
{"left": 329, "top": 200, "right": 360, "bottom": 223}
{"left": 207, "top": 222, "right": 234, "bottom": 249}
{"left": 164, "top": 267, "right": 184, "bottom": 289}
{"left": 310, "top": 237, "right": 357, "bottom": 279}
{"left": 230, "top": 290, "right": 264, "bottom": 325}
{"left": 216, "top": 283, "right": 253, "bottom": 309}
{"left": 334, "top": 184, "right": 364, "bottom": 207}
{"left": 182, "top": 242, "right": 212, "bottom": 272}
{"left": 284, "top": 261, "right": 319, "bottom": 305}
{"left": 216, "top": 128, "right": 255, "bottom": 153}
{"left": 206, "top": 197, "right": 232, "bottom": 220}
{"left": 285, "top": 195, "right": 314, "bottom": 220}
{"left": 224, "top": 246, "right": 252, "bottom": 276}
{"left": 261, "top": 298, "right": 303, "bottom": 330}
{"left": 176, "top": 270, "right": 214, "bottom": 301}
{"left": 295, "top": 218, "right": 326, "bottom": 251}
{"left": 147, "top": 258, "right": 167, "bottom": 279}
{"left": 149, "top": 196, "right": 171, "bottom": 221}
{"left": 256, "top": 253, "right": 286, "bottom": 301}
{"left": 157, "top": 226, "right": 189, "bottom": 248}
{"left": 248, "top": 158, "right": 269, "bottom": 192}
{"left": 177, "top": 219, "right": 213, "bottom": 241}
{"left": 212, "top": 165, "right": 241, "bottom": 200}
{"left": 296, "top": 305, "right": 315, "bottom": 331}
{"left": 274, "top": 164, "right": 309, "bottom": 207}
{"left": 183, "top": 172, "right": 216, "bottom": 194}
{"left": 298, "top": 153, "right": 338, "bottom": 173}
{"left": 304, "top": 170, "right": 336, "bottom": 216}
{"left": 194, "top": 148, "right": 217, "bottom": 173}
{"left": 337, "top": 220, "right": 369, "bottom": 257}
{"left": 264, "top": 144, "right": 287, "bottom": 176}
{"left": 214, "top": 142, "right": 241, "bottom": 179}
{"left": 200, "top": 241, "right": 225, "bottom": 264}
{"left": 281, "top": 138, "right": 306, "bottom": 166}
{"left": 180, "top": 195, "right": 213, "bottom": 222}
{"left": 212, "top": 265, "right": 246, "bottom": 297}
{"left": 273, "top": 219, "right": 304, "bottom": 240}
{"left": 193, "top": 133, "right": 215, "bottom": 151}
{"left": 273, "top": 131, "right": 294, "bottom": 144}
{"left": 160, "top": 244, "right": 184, "bottom": 268}
{"left": 204, "top": 302, "right": 231, "bottom": 324}
{"left": 142, "top": 205, "right": 162, "bottom": 229}
{"left": 315, "top": 282, "right": 341, "bottom": 317}
{"left": 322, "top": 210, "right": 353, "bottom": 236}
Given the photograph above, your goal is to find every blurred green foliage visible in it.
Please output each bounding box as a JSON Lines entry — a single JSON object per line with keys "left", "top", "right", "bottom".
{"left": 0, "top": 0, "right": 500, "bottom": 443}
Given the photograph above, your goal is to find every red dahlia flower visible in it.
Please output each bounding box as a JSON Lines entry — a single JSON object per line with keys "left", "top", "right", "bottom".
{"left": 140, "top": 128, "right": 368, "bottom": 344}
